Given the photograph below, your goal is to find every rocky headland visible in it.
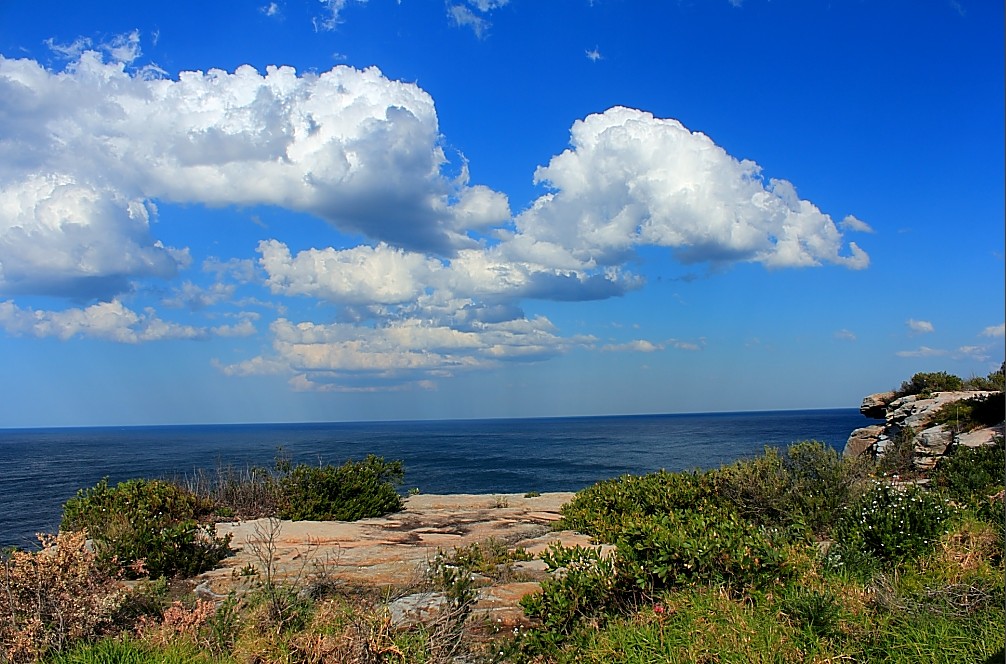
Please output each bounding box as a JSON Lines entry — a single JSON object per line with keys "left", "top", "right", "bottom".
{"left": 845, "top": 389, "right": 1004, "bottom": 470}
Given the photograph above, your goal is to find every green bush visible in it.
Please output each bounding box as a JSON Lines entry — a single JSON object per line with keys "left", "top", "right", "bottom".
{"left": 932, "top": 438, "right": 1005, "bottom": 511}
{"left": 832, "top": 482, "right": 954, "bottom": 568}
{"left": 558, "top": 469, "right": 718, "bottom": 541}
{"left": 962, "top": 363, "right": 1005, "bottom": 392}
{"left": 896, "top": 371, "right": 964, "bottom": 398}
{"left": 713, "top": 441, "right": 871, "bottom": 536}
{"left": 277, "top": 455, "right": 404, "bottom": 521}
{"left": 520, "top": 544, "right": 619, "bottom": 635}
{"left": 61, "top": 478, "right": 231, "bottom": 579}
{"left": 614, "top": 507, "right": 795, "bottom": 595}
{"left": 930, "top": 393, "right": 1005, "bottom": 433}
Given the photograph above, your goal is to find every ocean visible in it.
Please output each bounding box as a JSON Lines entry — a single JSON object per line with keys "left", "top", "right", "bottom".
{"left": 0, "top": 408, "right": 869, "bottom": 549}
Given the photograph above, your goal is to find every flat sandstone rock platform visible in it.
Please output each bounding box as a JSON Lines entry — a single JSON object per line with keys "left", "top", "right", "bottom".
{"left": 197, "top": 492, "right": 594, "bottom": 625}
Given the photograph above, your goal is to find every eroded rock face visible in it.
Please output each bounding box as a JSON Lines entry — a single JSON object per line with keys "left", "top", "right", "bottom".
{"left": 860, "top": 391, "right": 896, "bottom": 420}
{"left": 844, "top": 390, "right": 1003, "bottom": 469}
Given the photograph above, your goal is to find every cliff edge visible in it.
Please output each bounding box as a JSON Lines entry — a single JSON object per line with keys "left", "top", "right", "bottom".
{"left": 845, "top": 389, "right": 1004, "bottom": 470}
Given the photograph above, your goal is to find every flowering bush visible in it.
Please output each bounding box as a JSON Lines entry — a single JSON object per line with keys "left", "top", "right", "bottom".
{"left": 0, "top": 531, "right": 124, "bottom": 663}
{"left": 833, "top": 481, "right": 954, "bottom": 567}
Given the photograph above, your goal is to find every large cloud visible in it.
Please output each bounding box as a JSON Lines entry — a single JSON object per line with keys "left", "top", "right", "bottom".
{"left": 513, "top": 107, "right": 869, "bottom": 271}
{"left": 0, "top": 50, "right": 509, "bottom": 298}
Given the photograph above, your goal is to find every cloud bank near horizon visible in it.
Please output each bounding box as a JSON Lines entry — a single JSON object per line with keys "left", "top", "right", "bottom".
{"left": 0, "top": 45, "right": 871, "bottom": 390}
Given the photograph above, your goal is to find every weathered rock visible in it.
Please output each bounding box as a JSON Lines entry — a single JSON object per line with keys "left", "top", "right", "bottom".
{"left": 861, "top": 391, "right": 896, "bottom": 419}
{"left": 387, "top": 592, "right": 448, "bottom": 628}
{"left": 915, "top": 424, "right": 953, "bottom": 456}
{"left": 844, "top": 424, "right": 884, "bottom": 458}
{"left": 197, "top": 492, "right": 587, "bottom": 624}
{"left": 958, "top": 424, "right": 1004, "bottom": 448}
{"left": 846, "top": 389, "right": 1003, "bottom": 470}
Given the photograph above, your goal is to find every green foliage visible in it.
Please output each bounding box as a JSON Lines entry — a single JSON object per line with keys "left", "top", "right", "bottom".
{"left": 930, "top": 393, "right": 1006, "bottom": 433}
{"left": 520, "top": 544, "right": 618, "bottom": 636}
{"left": 833, "top": 482, "right": 954, "bottom": 568}
{"left": 277, "top": 455, "right": 404, "bottom": 521}
{"left": 877, "top": 426, "right": 919, "bottom": 478}
{"left": 962, "top": 362, "right": 1006, "bottom": 392}
{"left": 48, "top": 636, "right": 220, "bottom": 664}
{"left": 558, "top": 468, "right": 718, "bottom": 541}
{"left": 933, "top": 437, "right": 1005, "bottom": 500}
{"left": 897, "top": 371, "right": 964, "bottom": 398}
{"left": 614, "top": 507, "right": 795, "bottom": 595}
{"left": 778, "top": 586, "right": 843, "bottom": 640}
{"left": 713, "top": 441, "right": 872, "bottom": 536}
{"left": 61, "top": 478, "right": 231, "bottom": 579}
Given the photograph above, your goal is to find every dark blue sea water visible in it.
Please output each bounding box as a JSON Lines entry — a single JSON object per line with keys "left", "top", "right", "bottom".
{"left": 0, "top": 409, "right": 868, "bottom": 549}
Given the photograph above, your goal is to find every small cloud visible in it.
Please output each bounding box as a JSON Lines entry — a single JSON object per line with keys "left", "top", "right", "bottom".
{"left": 315, "top": 0, "right": 366, "bottom": 32}
{"left": 954, "top": 345, "right": 990, "bottom": 362}
{"left": 839, "top": 215, "right": 875, "bottom": 234}
{"left": 667, "top": 337, "right": 703, "bottom": 351}
{"left": 585, "top": 47, "right": 602, "bottom": 62}
{"left": 448, "top": 4, "right": 490, "bottom": 38}
{"left": 261, "top": 2, "right": 281, "bottom": 17}
{"left": 896, "top": 346, "right": 947, "bottom": 358}
{"left": 728, "top": 0, "right": 743, "bottom": 6}
{"left": 907, "top": 319, "right": 934, "bottom": 334}
{"left": 834, "top": 329, "right": 857, "bottom": 342}
{"left": 601, "top": 339, "right": 662, "bottom": 353}
{"left": 981, "top": 323, "right": 1005, "bottom": 338}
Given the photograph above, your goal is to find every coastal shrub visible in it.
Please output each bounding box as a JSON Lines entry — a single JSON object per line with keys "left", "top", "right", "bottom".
{"left": 614, "top": 507, "right": 795, "bottom": 595}
{"left": 962, "top": 362, "right": 1005, "bottom": 392}
{"left": 932, "top": 437, "right": 1005, "bottom": 520}
{"left": 277, "top": 455, "right": 404, "bottom": 521}
{"left": 877, "top": 426, "right": 919, "bottom": 478}
{"left": 832, "top": 481, "right": 954, "bottom": 568}
{"left": 520, "top": 544, "right": 619, "bottom": 636}
{"left": 713, "top": 441, "right": 871, "bottom": 536}
{"left": 896, "top": 371, "right": 964, "bottom": 398}
{"left": 558, "top": 469, "right": 718, "bottom": 541}
{"left": 0, "top": 531, "right": 125, "bottom": 663}
{"left": 61, "top": 478, "right": 231, "bottom": 579}
{"left": 930, "top": 392, "right": 1006, "bottom": 433}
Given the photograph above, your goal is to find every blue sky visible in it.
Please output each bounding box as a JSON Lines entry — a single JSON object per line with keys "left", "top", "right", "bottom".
{"left": 0, "top": 0, "right": 1002, "bottom": 427}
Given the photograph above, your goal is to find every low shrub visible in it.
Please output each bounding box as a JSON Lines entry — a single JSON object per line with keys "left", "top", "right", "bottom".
{"left": 896, "top": 371, "right": 964, "bottom": 398}
{"left": 832, "top": 481, "right": 954, "bottom": 569}
{"left": 277, "top": 454, "right": 404, "bottom": 521}
{"left": 614, "top": 507, "right": 796, "bottom": 595}
{"left": 520, "top": 544, "right": 619, "bottom": 636}
{"left": 877, "top": 426, "right": 919, "bottom": 478}
{"left": 932, "top": 437, "right": 1005, "bottom": 507}
{"left": 61, "top": 478, "right": 231, "bottom": 579}
{"left": 1, "top": 531, "right": 125, "bottom": 663}
{"left": 558, "top": 468, "right": 717, "bottom": 541}
{"left": 930, "top": 393, "right": 1006, "bottom": 433}
{"left": 714, "top": 441, "right": 871, "bottom": 536}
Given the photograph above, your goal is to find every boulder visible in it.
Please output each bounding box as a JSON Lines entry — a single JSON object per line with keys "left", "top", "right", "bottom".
{"left": 860, "top": 391, "right": 896, "bottom": 419}
{"left": 844, "top": 424, "right": 884, "bottom": 458}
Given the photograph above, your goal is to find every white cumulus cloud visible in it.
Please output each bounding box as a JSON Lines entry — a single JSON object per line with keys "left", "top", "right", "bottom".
{"left": 0, "top": 50, "right": 508, "bottom": 299}
{"left": 513, "top": 107, "right": 869, "bottom": 272}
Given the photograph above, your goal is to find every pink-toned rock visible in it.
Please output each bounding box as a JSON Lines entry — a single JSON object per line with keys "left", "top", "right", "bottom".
{"left": 197, "top": 492, "right": 590, "bottom": 622}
